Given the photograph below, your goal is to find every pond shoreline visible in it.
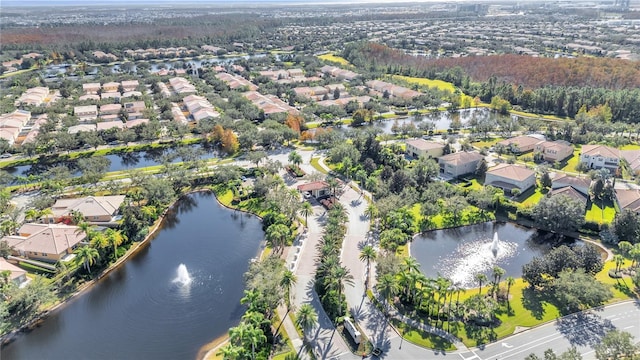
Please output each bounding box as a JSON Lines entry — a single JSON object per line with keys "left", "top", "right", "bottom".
{"left": 0, "top": 188, "right": 212, "bottom": 347}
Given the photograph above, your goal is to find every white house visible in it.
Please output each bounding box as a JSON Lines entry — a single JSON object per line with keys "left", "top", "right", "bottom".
{"left": 438, "top": 151, "right": 484, "bottom": 178}
{"left": 580, "top": 145, "right": 620, "bottom": 172}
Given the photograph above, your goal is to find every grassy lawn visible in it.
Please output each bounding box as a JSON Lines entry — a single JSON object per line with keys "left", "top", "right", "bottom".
{"left": 472, "top": 137, "right": 504, "bottom": 149}
{"left": 560, "top": 147, "right": 582, "bottom": 173}
{"left": 391, "top": 319, "right": 457, "bottom": 351}
{"left": 596, "top": 259, "right": 636, "bottom": 301}
{"left": 518, "top": 187, "right": 546, "bottom": 208}
{"left": 509, "top": 109, "right": 569, "bottom": 122}
{"left": 620, "top": 144, "right": 640, "bottom": 150}
{"left": 310, "top": 157, "right": 328, "bottom": 174}
{"left": 391, "top": 75, "right": 457, "bottom": 93}
{"left": 585, "top": 200, "right": 616, "bottom": 224}
{"left": 317, "top": 53, "right": 351, "bottom": 66}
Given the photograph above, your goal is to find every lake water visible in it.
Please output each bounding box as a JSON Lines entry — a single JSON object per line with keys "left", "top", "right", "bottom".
{"left": 411, "top": 222, "right": 584, "bottom": 288}
{"left": 1, "top": 192, "right": 264, "bottom": 360}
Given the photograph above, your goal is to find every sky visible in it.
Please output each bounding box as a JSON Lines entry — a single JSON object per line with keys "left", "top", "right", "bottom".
{"left": 3, "top": 0, "right": 480, "bottom": 6}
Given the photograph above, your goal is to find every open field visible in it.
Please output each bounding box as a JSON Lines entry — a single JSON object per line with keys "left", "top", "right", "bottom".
{"left": 391, "top": 75, "right": 457, "bottom": 93}
{"left": 317, "top": 53, "right": 350, "bottom": 66}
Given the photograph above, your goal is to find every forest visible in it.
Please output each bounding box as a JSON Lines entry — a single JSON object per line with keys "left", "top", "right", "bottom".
{"left": 343, "top": 42, "right": 640, "bottom": 123}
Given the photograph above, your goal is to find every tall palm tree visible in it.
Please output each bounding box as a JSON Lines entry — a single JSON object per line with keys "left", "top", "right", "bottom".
{"left": 491, "top": 266, "right": 505, "bottom": 298}
{"left": 38, "top": 208, "right": 54, "bottom": 224}
{"left": 74, "top": 246, "right": 99, "bottom": 273}
{"left": 265, "top": 223, "right": 289, "bottom": 254}
{"left": 280, "top": 269, "right": 297, "bottom": 311}
{"left": 475, "top": 273, "right": 488, "bottom": 295}
{"left": 377, "top": 273, "right": 400, "bottom": 313}
{"left": 246, "top": 325, "right": 267, "bottom": 360}
{"left": 401, "top": 257, "right": 420, "bottom": 274}
{"left": 326, "top": 177, "right": 340, "bottom": 198}
{"left": 614, "top": 254, "right": 625, "bottom": 273}
{"left": 75, "top": 221, "right": 95, "bottom": 241}
{"left": 329, "top": 265, "right": 354, "bottom": 316}
{"left": 217, "top": 343, "right": 242, "bottom": 360}
{"left": 296, "top": 303, "right": 318, "bottom": 334}
{"left": 359, "top": 245, "right": 377, "bottom": 290}
{"left": 240, "top": 289, "right": 261, "bottom": 313}
{"left": 299, "top": 201, "right": 313, "bottom": 228}
{"left": 24, "top": 208, "right": 40, "bottom": 222}
{"left": 505, "top": 276, "right": 515, "bottom": 308}
{"left": 288, "top": 151, "right": 303, "bottom": 167}
{"left": 105, "top": 228, "right": 126, "bottom": 259}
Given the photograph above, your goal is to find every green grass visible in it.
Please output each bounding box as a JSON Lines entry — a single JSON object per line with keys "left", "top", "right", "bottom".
{"left": 560, "top": 147, "right": 582, "bottom": 173}
{"left": 310, "top": 157, "right": 329, "bottom": 174}
{"left": 391, "top": 319, "right": 457, "bottom": 350}
{"left": 585, "top": 201, "right": 616, "bottom": 224}
{"left": 620, "top": 144, "right": 640, "bottom": 150}
{"left": 596, "top": 259, "right": 636, "bottom": 301}
{"left": 509, "top": 109, "right": 569, "bottom": 122}
{"left": 317, "top": 53, "right": 351, "bottom": 66}
{"left": 519, "top": 187, "right": 546, "bottom": 208}
{"left": 472, "top": 137, "right": 504, "bottom": 149}
{"left": 391, "top": 75, "right": 457, "bottom": 93}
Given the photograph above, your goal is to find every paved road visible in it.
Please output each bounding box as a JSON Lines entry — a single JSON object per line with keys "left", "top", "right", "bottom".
{"left": 466, "top": 301, "right": 640, "bottom": 360}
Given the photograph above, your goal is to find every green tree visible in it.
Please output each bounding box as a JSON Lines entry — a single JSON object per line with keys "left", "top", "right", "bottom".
{"left": 280, "top": 269, "right": 297, "bottom": 311}
{"left": 265, "top": 223, "right": 290, "bottom": 254}
{"left": 594, "top": 329, "right": 639, "bottom": 360}
{"left": 105, "top": 228, "right": 126, "bottom": 260}
{"left": 553, "top": 269, "right": 612, "bottom": 312}
{"left": 296, "top": 303, "right": 318, "bottom": 334}
{"left": 377, "top": 273, "right": 400, "bottom": 313}
{"left": 74, "top": 246, "right": 100, "bottom": 273}
{"left": 532, "top": 194, "right": 585, "bottom": 234}
{"left": 299, "top": 201, "right": 313, "bottom": 228}
{"left": 359, "top": 245, "right": 377, "bottom": 290}
{"left": 288, "top": 151, "right": 303, "bottom": 167}
{"left": 475, "top": 273, "right": 488, "bottom": 295}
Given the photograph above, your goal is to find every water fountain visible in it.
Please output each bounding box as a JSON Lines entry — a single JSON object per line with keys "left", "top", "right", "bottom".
{"left": 173, "top": 264, "right": 192, "bottom": 286}
{"left": 490, "top": 232, "right": 500, "bottom": 256}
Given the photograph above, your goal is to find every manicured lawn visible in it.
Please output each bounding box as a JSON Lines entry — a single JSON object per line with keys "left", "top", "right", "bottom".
{"left": 317, "top": 53, "right": 351, "bottom": 66}
{"left": 391, "top": 75, "right": 457, "bottom": 93}
{"left": 585, "top": 201, "right": 616, "bottom": 224}
{"left": 472, "top": 137, "right": 504, "bottom": 149}
{"left": 310, "top": 157, "right": 328, "bottom": 174}
{"left": 509, "top": 109, "right": 569, "bottom": 122}
{"left": 391, "top": 319, "right": 457, "bottom": 351}
{"left": 518, "top": 187, "right": 546, "bottom": 208}
{"left": 595, "top": 259, "right": 636, "bottom": 301}
{"left": 620, "top": 144, "right": 640, "bottom": 150}
{"left": 560, "top": 147, "right": 582, "bottom": 173}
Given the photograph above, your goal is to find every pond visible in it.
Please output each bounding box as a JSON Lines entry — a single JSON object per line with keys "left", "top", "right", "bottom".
{"left": 411, "top": 222, "right": 584, "bottom": 288}
{"left": 3, "top": 143, "right": 219, "bottom": 181}
{"left": 1, "top": 192, "right": 264, "bottom": 360}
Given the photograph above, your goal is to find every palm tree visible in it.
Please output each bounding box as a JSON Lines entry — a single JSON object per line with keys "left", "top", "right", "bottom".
{"left": 329, "top": 265, "right": 354, "bottom": 316}
{"left": 280, "top": 269, "right": 297, "bottom": 311}
{"left": 39, "top": 208, "right": 54, "bottom": 224}
{"left": 105, "top": 228, "right": 126, "bottom": 259}
{"left": 475, "top": 273, "right": 488, "bottom": 295}
{"left": 0, "top": 220, "right": 18, "bottom": 236}
{"left": 288, "top": 151, "right": 303, "bottom": 167}
{"left": 217, "top": 343, "right": 242, "bottom": 360}
{"left": 377, "top": 273, "right": 400, "bottom": 313}
{"left": 75, "top": 221, "right": 95, "bottom": 241}
{"left": 299, "top": 201, "right": 313, "bottom": 229}
{"left": 505, "top": 276, "right": 515, "bottom": 308}
{"left": 401, "top": 257, "right": 420, "bottom": 274}
{"left": 326, "top": 177, "right": 340, "bottom": 198}
{"left": 245, "top": 325, "right": 267, "bottom": 360}
{"left": 24, "top": 208, "right": 40, "bottom": 222}
{"left": 296, "top": 303, "right": 318, "bottom": 334}
{"left": 74, "top": 246, "right": 99, "bottom": 273}
{"left": 70, "top": 210, "right": 85, "bottom": 225}
{"left": 265, "top": 223, "right": 289, "bottom": 254}
{"left": 240, "top": 289, "right": 261, "bottom": 313}
{"left": 491, "top": 266, "right": 505, "bottom": 298}
{"left": 359, "top": 245, "right": 377, "bottom": 290}
{"left": 614, "top": 254, "right": 625, "bottom": 273}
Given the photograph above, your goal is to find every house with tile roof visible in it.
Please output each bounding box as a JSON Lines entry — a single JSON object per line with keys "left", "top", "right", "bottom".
{"left": 497, "top": 135, "right": 545, "bottom": 154}
{"left": 405, "top": 138, "right": 445, "bottom": 159}
{"left": 580, "top": 144, "right": 620, "bottom": 172}
{"left": 438, "top": 151, "right": 484, "bottom": 178}
{"left": 485, "top": 163, "right": 536, "bottom": 193}
{"left": 49, "top": 195, "right": 126, "bottom": 225}
{"left": 615, "top": 188, "right": 640, "bottom": 214}
{"left": 0, "top": 258, "right": 29, "bottom": 288}
{"left": 551, "top": 173, "right": 591, "bottom": 196}
{"left": 2, "top": 223, "right": 87, "bottom": 263}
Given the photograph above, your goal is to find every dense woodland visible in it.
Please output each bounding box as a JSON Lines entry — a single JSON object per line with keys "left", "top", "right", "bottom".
{"left": 343, "top": 43, "right": 640, "bottom": 123}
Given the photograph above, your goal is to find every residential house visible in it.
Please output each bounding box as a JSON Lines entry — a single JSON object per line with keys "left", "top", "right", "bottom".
{"left": 100, "top": 104, "right": 122, "bottom": 116}
{"left": 320, "top": 65, "right": 359, "bottom": 80}
{"left": 156, "top": 82, "right": 171, "bottom": 97}
{"left": 169, "top": 77, "right": 196, "bottom": 94}
{"left": 580, "top": 145, "right": 620, "bottom": 172}
{"left": 96, "top": 121, "right": 125, "bottom": 132}
{"left": 2, "top": 223, "right": 86, "bottom": 263}
{"left": 365, "top": 80, "right": 421, "bottom": 99}
{"left": 244, "top": 91, "right": 298, "bottom": 116}
{"left": 0, "top": 110, "right": 30, "bottom": 145}
{"left": 438, "top": 151, "right": 484, "bottom": 178}
{"left": 49, "top": 195, "right": 127, "bottom": 224}
{"left": 615, "top": 188, "right": 640, "bottom": 214}
{"left": 171, "top": 103, "right": 188, "bottom": 125}
{"left": 102, "top": 82, "right": 120, "bottom": 93}
{"left": 497, "top": 135, "right": 545, "bottom": 154}
{"left": 101, "top": 92, "right": 121, "bottom": 101}
{"left": 121, "top": 80, "right": 139, "bottom": 92}
{"left": 535, "top": 140, "right": 574, "bottom": 162}
{"left": 82, "top": 83, "right": 101, "bottom": 95}
{"left": 125, "top": 118, "right": 149, "bottom": 129}
{"left": 621, "top": 150, "right": 640, "bottom": 176}
{"left": 74, "top": 105, "right": 98, "bottom": 121}
{"left": 15, "top": 87, "right": 49, "bottom": 106}
{"left": 297, "top": 181, "right": 330, "bottom": 198}
{"left": 405, "top": 138, "right": 445, "bottom": 159}
{"left": 0, "top": 258, "right": 29, "bottom": 288}
{"left": 551, "top": 173, "right": 590, "bottom": 195}
{"left": 123, "top": 101, "right": 146, "bottom": 120}
{"left": 216, "top": 73, "right": 258, "bottom": 91}
{"left": 549, "top": 186, "right": 588, "bottom": 209}
{"left": 484, "top": 163, "right": 536, "bottom": 193}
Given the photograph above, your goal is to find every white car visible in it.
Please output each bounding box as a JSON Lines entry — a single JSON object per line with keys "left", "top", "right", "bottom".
{"left": 0, "top": 153, "right": 11, "bottom": 159}
{"left": 303, "top": 191, "right": 312, "bottom": 199}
